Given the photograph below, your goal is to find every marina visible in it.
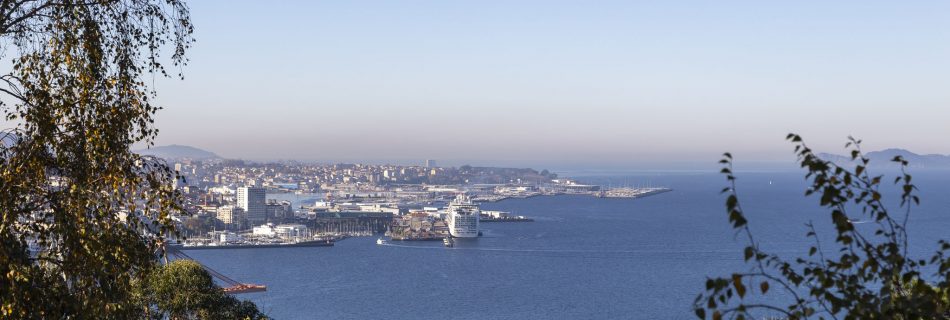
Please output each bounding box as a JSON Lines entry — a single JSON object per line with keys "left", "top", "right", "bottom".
{"left": 597, "top": 187, "right": 673, "bottom": 198}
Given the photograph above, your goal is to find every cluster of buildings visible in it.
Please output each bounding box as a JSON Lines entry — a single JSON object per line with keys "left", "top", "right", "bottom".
{"left": 172, "top": 159, "right": 556, "bottom": 195}
{"left": 198, "top": 187, "right": 291, "bottom": 228}
{"left": 168, "top": 159, "right": 555, "bottom": 228}
{"left": 163, "top": 157, "right": 662, "bottom": 244}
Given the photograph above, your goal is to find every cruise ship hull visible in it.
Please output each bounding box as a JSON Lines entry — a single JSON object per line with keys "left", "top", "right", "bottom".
{"left": 450, "top": 232, "right": 479, "bottom": 238}
{"left": 447, "top": 194, "right": 481, "bottom": 238}
{"left": 448, "top": 215, "right": 479, "bottom": 238}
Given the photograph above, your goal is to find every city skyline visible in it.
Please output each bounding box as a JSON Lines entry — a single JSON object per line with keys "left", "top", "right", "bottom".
{"left": 144, "top": 1, "right": 949, "bottom": 168}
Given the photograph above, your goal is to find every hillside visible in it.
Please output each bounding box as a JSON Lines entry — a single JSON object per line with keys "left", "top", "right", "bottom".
{"left": 818, "top": 148, "right": 950, "bottom": 168}
{"left": 136, "top": 145, "right": 219, "bottom": 160}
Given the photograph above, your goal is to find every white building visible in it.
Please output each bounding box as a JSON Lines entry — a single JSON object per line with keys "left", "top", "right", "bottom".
{"left": 482, "top": 210, "right": 510, "bottom": 219}
{"left": 252, "top": 223, "right": 277, "bottom": 237}
{"left": 237, "top": 187, "right": 266, "bottom": 224}
{"left": 219, "top": 232, "right": 242, "bottom": 243}
{"left": 274, "top": 224, "right": 310, "bottom": 241}
{"left": 209, "top": 186, "right": 235, "bottom": 195}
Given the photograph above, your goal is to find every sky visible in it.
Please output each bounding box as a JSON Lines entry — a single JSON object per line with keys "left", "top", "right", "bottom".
{"left": 148, "top": 0, "right": 950, "bottom": 169}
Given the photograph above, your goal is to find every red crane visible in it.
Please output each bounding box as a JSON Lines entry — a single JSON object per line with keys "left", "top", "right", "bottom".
{"left": 166, "top": 249, "right": 267, "bottom": 294}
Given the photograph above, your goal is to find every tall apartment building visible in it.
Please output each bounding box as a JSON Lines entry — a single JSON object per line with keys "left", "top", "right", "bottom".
{"left": 216, "top": 205, "right": 243, "bottom": 225}
{"left": 237, "top": 187, "right": 266, "bottom": 225}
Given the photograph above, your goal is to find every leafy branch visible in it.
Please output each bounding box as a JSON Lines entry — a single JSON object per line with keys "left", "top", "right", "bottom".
{"left": 695, "top": 134, "right": 947, "bottom": 320}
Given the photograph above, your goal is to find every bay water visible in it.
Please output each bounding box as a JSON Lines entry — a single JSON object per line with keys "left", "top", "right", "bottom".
{"left": 186, "top": 170, "right": 950, "bottom": 319}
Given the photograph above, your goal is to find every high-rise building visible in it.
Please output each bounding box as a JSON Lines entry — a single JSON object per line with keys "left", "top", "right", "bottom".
{"left": 425, "top": 159, "right": 437, "bottom": 168}
{"left": 216, "top": 205, "right": 243, "bottom": 225}
{"left": 266, "top": 200, "right": 292, "bottom": 222}
{"left": 237, "top": 187, "right": 266, "bottom": 225}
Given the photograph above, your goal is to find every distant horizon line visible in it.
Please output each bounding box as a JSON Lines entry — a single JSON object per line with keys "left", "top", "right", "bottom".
{"left": 136, "top": 144, "right": 950, "bottom": 171}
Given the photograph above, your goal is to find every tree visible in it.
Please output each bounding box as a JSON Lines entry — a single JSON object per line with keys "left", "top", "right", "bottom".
{"left": 695, "top": 134, "right": 950, "bottom": 319}
{"left": 0, "top": 0, "right": 195, "bottom": 318}
{"left": 139, "top": 260, "right": 268, "bottom": 320}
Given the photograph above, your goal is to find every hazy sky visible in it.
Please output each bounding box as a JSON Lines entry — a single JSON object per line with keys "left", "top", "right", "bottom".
{"left": 149, "top": 1, "right": 950, "bottom": 169}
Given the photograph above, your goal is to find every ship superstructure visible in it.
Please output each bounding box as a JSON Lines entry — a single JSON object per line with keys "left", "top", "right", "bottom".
{"left": 447, "top": 193, "right": 480, "bottom": 238}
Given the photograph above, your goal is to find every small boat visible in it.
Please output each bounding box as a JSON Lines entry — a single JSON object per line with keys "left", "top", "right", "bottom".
{"left": 376, "top": 238, "right": 386, "bottom": 245}
{"left": 443, "top": 237, "right": 454, "bottom": 248}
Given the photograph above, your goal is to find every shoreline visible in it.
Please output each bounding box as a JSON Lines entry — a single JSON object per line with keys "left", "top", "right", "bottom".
{"left": 177, "top": 239, "right": 335, "bottom": 250}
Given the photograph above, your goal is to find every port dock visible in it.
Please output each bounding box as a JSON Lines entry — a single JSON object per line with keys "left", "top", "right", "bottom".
{"left": 179, "top": 239, "right": 334, "bottom": 250}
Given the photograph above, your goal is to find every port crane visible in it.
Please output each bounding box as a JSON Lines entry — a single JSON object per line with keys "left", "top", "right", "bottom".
{"left": 165, "top": 247, "right": 267, "bottom": 294}
{"left": 147, "top": 207, "right": 266, "bottom": 295}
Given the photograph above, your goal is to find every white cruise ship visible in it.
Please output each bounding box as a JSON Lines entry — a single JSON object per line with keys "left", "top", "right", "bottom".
{"left": 447, "top": 193, "right": 480, "bottom": 238}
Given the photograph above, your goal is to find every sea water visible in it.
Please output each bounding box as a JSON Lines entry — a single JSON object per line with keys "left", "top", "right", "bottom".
{"left": 186, "top": 169, "right": 950, "bottom": 319}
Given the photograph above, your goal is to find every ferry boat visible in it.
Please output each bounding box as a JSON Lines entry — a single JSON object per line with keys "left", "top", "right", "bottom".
{"left": 447, "top": 193, "right": 480, "bottom": 238}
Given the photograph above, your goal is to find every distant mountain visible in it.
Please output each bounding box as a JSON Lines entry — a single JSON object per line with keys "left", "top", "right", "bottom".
{"left": 136, "top": 145, "right": 219, "bottom": 160}
{"left": 818, "top": 148, "right": 950, "bottom": 168}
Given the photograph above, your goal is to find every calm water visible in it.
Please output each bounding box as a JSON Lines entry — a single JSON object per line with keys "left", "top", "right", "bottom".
{"left": 187, "top": 170, "right": 950, "bottom": 319}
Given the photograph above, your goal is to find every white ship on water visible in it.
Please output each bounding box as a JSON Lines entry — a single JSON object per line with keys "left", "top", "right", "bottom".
{"left": 447, "top": 193, "right": 480, "bottom": 238}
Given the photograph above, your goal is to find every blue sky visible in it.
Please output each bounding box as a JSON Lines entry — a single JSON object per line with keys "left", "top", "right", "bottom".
{"left": 150, "top": 1, "right": 950, "bottom": 169}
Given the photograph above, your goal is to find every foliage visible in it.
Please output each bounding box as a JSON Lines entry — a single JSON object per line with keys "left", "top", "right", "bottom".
{"left": 0, "top": 0, "right": 198, "bottom": 318}
{"left": 139, "top": 260, "right": 268, "bottom": 320}
{"left": 695, "top": 134, "right": 950, "bottom": 319}
{"left": 181, "top": 215, "right": 222, "bottom": 236}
